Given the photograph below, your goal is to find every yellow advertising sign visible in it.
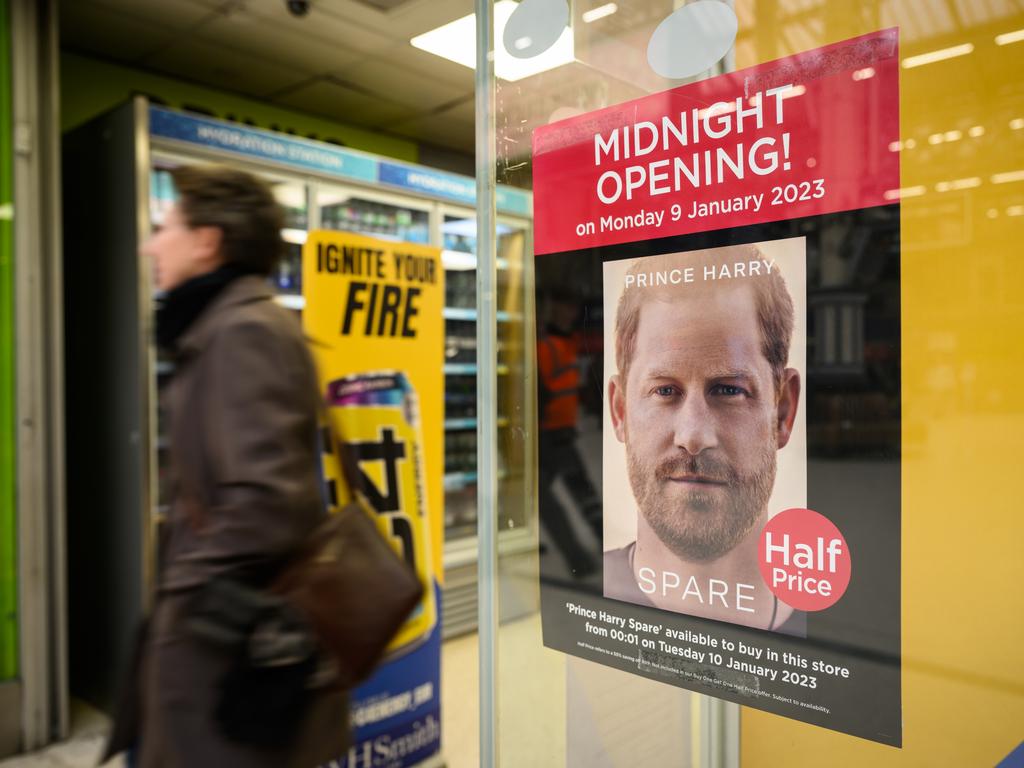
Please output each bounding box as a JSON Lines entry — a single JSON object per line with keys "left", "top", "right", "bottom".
{"left": 302, "top": 230, "right": 443, "bottom": 654}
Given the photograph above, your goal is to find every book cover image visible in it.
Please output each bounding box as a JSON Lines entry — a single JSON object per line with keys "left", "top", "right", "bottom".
{"left": 602, "top": 239, "right": 807, "bottom": 637}
{"left": 532, "top": 29, "right": 902, "bottom": 747}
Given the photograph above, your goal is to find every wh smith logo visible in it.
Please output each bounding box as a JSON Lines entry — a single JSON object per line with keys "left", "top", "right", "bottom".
{"left": 327, "top": 714, "right": 441, "bottom": 768}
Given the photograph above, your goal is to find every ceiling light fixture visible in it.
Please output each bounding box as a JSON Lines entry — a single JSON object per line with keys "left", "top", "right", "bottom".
{"left": 747, "top": 84, "right": 804, "bottom": 108}
{"left": 698, "top": 101, "right": 736, "bottom": 120}
{"left": 995, "top": 28, "right": 1024, "bottom": 45}
{"left": 411, "top": 1, "right": 574, "bottom": 82}
{"left": 991, "top": 170, "right": 1024, "bottom": 184}
{"left": 935, "top": 177, "right": 981, "bottom": 192}
{"left": 583, "top": 3, "right": 618, "bottom": 23}
{"left": 883, "top": 186, "right": 926, "bottom": 201}
{"left": 901, "top": 43, "right": 974, "bottom": 69}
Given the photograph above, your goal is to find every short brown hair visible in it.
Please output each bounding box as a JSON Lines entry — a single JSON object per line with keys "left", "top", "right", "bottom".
{"left": 171, "top": 165, "right": 284, "bottom": 275}
{"left": 614, "top": 244, "right": 795, "bottom": 390}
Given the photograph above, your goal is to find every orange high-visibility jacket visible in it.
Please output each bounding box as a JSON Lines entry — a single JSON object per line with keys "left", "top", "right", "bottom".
{"left": 538, "top": 333, "right": 581, "bottom": 430}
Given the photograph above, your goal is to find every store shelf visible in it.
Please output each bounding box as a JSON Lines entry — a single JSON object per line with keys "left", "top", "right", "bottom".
{"left": 444, "top": 471, "right": 478, "bottom": 491}
{"left": 443, "top": 526, "right": 533, "bottom": 569}
{"left": 443, "top": 469, "right": 510, "bottom": 492}
{"left": 444, "top": 417, "right": 509, "bottom": 431}
{"left": 444, "top": 363, "right": 510, "bottom": 375}
{"left": 441, "top": 250, "right": 511, "bottom": 271}
{"left": 444, "top": 307, "right": 518, "bottom": 322}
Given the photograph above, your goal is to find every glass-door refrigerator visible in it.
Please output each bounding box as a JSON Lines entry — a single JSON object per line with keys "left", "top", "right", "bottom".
{"left": 63, "top": 97, "right": 534, "bottom": 708}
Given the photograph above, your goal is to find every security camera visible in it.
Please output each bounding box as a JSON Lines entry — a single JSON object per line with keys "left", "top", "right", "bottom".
{"left": 286, "top": 0, "right": 310, "bottom": 17}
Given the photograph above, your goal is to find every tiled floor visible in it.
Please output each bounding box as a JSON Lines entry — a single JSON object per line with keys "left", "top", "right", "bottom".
{"left": 0, "top": 614, "right": 698, "bottom": 767}
{"left": 0, "top": 702, "right": 120, "bottom": 768}
{"left": 0, "top": 632, "right": 484, "bottom": 768}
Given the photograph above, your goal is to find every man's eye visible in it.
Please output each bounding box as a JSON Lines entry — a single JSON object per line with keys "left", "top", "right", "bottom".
{"left": 712, "top": 384, "right": 746, "bottom": 397}
{"left": 654, "top": 385, "right": 678, "bottom": 397}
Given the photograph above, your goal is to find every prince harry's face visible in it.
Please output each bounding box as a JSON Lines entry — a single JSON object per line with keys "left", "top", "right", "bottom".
{"left": 609, "top": 283, "right": 800, "bottom": 563}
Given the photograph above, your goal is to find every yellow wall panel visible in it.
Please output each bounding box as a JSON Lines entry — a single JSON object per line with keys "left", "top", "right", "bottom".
{"left": 739, "top": 2, "right": 1024, "bottom": 764}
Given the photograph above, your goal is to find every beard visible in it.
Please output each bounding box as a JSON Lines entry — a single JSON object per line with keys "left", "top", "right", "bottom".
{"left": 626, "top": 439, "right": 777, "bottom": 563}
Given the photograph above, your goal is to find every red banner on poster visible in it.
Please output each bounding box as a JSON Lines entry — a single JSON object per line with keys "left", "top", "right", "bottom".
{"left": 533, "top": 29, "right": 899, "bottom": 255}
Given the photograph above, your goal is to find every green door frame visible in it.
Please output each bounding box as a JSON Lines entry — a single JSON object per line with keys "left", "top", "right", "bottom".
{"left": 0, "top": 0, "right": 18, "bottom": 686}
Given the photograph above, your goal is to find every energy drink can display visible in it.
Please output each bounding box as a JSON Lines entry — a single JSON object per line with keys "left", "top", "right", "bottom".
{"left": 322, "top": 371, "right": 438, "bottom": 657}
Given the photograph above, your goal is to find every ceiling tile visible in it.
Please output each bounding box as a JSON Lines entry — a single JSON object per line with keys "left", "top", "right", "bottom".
{"left": 228, "top": 0, "right": 401, "bottom": 53}
{"left": 144, "top": 38, "right": 310, "bottom": 98}
{"left": 397, "top": 43, "right": 478, "bottom": 89}
{"left": 440, "top": 96, "right": 475, "bottom": 122}
{"left": 392, "top": 119, "right": 473, "bottom": 151}
{"left": 274, "top": 78, "right": 413, "bottom": 128}
{"left": 58, "top": 0, "right": 488, "bottom": 155}
{"left": 339, "top": 58, "right": 467, "bottom": 112}
{"left": 251, "top": 0, "right": 477, "bottom": 46}
{"left": 76, "top": 0, "right": 220, "bottom": 31}
{"left": 195, "top": 12, "right": 365, "bottom": 76}
{"left": 349, "top": 0, "right": 475, "bottom": 41}
{"left": 60, "top": 1, "right": 177, "bottom": 61}
{"left": 391, "top": 105, "right": 474, "bottom": 150}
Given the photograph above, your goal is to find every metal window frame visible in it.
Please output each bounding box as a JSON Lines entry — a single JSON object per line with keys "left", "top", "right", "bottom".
{"left": 11, "top": 0, "right": 67, "bottom": 750}
{"left": 474, "top": 1, "right": 498, "bottom": 767}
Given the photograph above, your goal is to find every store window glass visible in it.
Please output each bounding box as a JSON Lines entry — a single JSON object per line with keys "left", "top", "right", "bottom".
{"left": 443, "top": 212, "right": 533, "bottom": 542}
{"left": 474, "top": 1, "right": 1024, "bottom": 766}
{"left": 270, "top": 180, "right": 307, "bottom": 296}
{"left": 317, "top": 185, "right": 431, "bottom": 244}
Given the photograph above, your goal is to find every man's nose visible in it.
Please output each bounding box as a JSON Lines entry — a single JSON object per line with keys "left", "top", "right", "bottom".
{"left": 673, "top": 392, "right": 718, "bottom": 456}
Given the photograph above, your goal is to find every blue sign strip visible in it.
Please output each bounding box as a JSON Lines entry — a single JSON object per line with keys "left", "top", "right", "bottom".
{"left": 496, "top": 185, "right": 532, "bottom": 216}
{"left": 149, "top": 106, "right": 532, "bottom": 216}
{"left": 379, "top": 161, "right": 475, "bottom": 206}
{"left": 150, "top": 107, "right": 377, "bottom": 182}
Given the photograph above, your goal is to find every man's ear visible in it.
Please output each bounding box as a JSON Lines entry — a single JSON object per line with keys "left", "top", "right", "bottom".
{"left": 193, "top": 225, "right": 224, "bottom": 267}
{"left": 609, "top": 374, "right": 627, "bottom": 443}
{"left": 775, "top": 368, "right": 801, "bottom": 449}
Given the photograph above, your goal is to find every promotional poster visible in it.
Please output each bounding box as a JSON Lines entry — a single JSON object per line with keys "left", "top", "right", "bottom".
{"left": 303, "top": 231, "right": 445, "bottom": 767}
{"left": 533, "top": 30, "right": 901, "bottom": 746}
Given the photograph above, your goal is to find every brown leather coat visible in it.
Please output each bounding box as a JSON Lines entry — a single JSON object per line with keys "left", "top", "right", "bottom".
{"left": 107, "top": 277, "right": 348, "bottom": 768}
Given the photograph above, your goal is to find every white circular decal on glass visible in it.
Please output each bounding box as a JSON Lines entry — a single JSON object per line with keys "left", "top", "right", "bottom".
{"left": 503, "top": 0, "right": 569, "bottom": 60}
{"left": 647, "top": 0, "right": 738, "bottom": 79}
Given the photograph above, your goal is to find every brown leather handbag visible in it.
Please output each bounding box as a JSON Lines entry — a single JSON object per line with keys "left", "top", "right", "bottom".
{"left": 272, "top": 498, "right": 423, "bottom": 690}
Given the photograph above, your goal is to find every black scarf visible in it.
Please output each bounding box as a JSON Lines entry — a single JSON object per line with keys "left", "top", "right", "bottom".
{"left": 156, "top": 264, "right": 256, "bottom": 351}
